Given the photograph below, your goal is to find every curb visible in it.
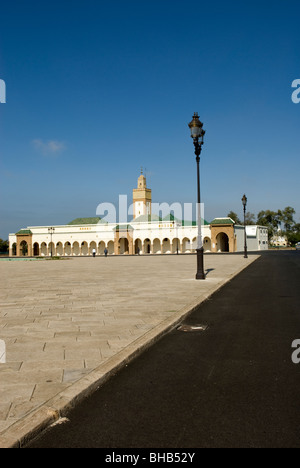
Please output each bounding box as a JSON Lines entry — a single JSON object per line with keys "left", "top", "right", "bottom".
{"left": 0, "top": 256, "right": 260, "bottom": 448}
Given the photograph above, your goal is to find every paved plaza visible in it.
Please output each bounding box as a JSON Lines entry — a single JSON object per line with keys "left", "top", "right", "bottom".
{"left": 0, "top": 254, "right": 258, "bottom": 447}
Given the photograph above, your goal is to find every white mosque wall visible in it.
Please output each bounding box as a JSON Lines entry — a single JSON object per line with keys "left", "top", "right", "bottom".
{"left": 9, "top": 222, "right": 267, "bottom": 257}
{"left": 9, "top": 222, "right": 213, "bottom": 256}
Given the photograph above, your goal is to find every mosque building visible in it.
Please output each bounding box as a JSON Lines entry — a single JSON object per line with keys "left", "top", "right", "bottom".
{"left": 9, "top": 172, "right": 268, "bottom": 257}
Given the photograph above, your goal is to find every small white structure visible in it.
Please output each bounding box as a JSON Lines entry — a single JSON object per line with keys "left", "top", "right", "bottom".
{"left": 271, "top": 230, "right": 288, "bottom": 247}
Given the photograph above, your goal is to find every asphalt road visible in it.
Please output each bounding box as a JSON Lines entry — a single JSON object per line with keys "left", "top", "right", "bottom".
{"left": 27, "top": 251, "right": 300, "bottom": 448}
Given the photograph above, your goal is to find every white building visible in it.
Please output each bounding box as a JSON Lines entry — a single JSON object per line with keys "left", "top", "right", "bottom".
{"left": 9, "top": 173, "right": 268, "bottom": 257}
{"left": 271, "top": 230, "right": 288, "bottom": 247}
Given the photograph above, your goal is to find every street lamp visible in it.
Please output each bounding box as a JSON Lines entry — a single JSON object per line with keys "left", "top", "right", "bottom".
{"left": 242, "top": 195, "right": 248, "bottom": 259}
{"left": 175, "top": 221, "right": 179, "bottom": 255}
{"left": 48, "top": 227, "right": 55, "bottom": 257}
{"left": 188, "top": 112, "right": 206, "bottom": 280}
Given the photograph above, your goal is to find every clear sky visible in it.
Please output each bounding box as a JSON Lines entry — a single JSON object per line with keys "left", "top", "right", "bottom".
{"left": 0, "top": 0, "right": 299, "bottom": 238}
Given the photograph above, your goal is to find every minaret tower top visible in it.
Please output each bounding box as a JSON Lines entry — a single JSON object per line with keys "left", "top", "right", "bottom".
{"left": 133, "top": 169, "right": 152, "bottom": 219}
{"left": 137, "top": 168, "right": 147, "bottom": 189}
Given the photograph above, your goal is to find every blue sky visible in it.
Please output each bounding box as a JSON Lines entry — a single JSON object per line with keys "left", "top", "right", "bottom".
{"left": 0, "top": 0, "right": 299, "bottom": 238}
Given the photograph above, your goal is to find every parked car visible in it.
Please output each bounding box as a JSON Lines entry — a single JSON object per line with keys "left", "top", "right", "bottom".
{"left": 296, "top": 242, "right": 300, "bottom": 250}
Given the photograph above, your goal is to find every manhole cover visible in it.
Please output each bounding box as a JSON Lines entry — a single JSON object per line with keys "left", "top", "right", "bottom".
{"left": 177, "top": 324, "right": 208, "bottom": 332}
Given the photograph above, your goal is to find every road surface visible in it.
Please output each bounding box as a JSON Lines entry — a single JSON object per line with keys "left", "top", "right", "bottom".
{"left": 27, "top": 251, "right": 300, "bottom": 448}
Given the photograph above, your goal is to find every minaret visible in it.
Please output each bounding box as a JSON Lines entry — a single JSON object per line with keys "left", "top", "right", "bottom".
{"left": 133, "top": 169, "right": 152, "bottom": 219}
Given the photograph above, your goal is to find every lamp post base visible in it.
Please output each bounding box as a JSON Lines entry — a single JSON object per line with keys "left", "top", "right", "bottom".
{"left": 196, "top": 248, "right": 206, "bottom": 280}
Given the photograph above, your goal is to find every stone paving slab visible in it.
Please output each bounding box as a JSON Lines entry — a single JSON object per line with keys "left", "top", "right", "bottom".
{"left": 0, "top": 254, "right": 259, "bottom": 448}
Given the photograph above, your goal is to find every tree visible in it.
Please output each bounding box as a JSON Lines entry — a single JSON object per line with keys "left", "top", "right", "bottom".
{"left": 279, "top": 206, "right": 296, "bottom": 233}
{"left": 0, "top": 239, "right": 9, "bottom": 254}
{"left": 257, "top": 210, "right": 281, "bottom": 240}
{"left": 286, "top": 223, "right": 300, "bottom": 246}
{"left": 287, "top": 231, "right": 300, "bottom": 246}
{"left": 227, "top": 211, "right": 241, "bottom": 224}
{"left": 245, "top": 212, "right": 256, "bottom": 225}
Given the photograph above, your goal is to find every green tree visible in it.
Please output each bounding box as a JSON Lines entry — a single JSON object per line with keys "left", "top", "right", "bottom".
{"left": 227, "top": 211, "right": 241, "bottom": 224}
{"left": 245, "top": 212, "right": 256, "bottom": 225}
{"left": 286, "top": 223, "right": 300, "bottom": 246}
{"left": 257, "top": 210, "right": 281, "bottom": 240}
{"left": 287, "top": 231, "right": 300, "bottom": 246}
{"left": 0, "top": 239, "right": 9, "bottom": 253}
{"left": 279, "top": 206, "right": 296, "bottom": 233}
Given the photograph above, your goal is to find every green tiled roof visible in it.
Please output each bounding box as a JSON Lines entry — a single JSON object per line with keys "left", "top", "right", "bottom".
{"left": 182, "top": 220, "right": 197, "bottom": 226}
{"left": 210, "top": 218, "right": 235, "bottom": 225}
{"left": 113, "top": 224, "right": 133, "bottom": 231}
{"left": 16, "top": 229, "right": 32, "bottom": 235}
{"left": 68, "top": 217, "right": 101, "bottom": 225}
{"left": 133, "top": 214, "right": 162, "bottom": 223}
{"left": 162, "top": 214, "right": 180, "bottom": 222}
{"left": 182, "top": 219, "right": 209, "bottom": 226}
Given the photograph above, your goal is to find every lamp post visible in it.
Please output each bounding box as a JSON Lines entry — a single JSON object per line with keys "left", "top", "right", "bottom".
{"left": 242, "top": 195, "right": 248, "bottom": 258}
{"left": 48, "top": 227, "right": 55, "bottom": 257}
{"left": 188, "top": 112, "right": 206, "bottom": 280}
{"left": 175, "top": 221, "right": 179, "bottom": 255}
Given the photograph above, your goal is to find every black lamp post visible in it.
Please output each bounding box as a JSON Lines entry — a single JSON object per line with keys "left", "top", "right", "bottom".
{"left": 48, "top": 227, "right": 55, "bottom": 257}
{"left": 242, "top": 195, "right": 248, "bottom": 258}
{"left": 188, "top": 112, "right": 206, "bottom": 280}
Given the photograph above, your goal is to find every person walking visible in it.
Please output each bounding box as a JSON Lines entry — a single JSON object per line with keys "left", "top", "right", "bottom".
{"left": 104, "top": 248, "right": 108, "bottom": 257}
{"left": 92, "top": 248, "right": 96, "bottom": 258}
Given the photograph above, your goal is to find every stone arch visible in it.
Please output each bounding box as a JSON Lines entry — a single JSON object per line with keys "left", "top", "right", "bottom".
{"left": 203, "top": 237, "right": 212, "bottom": 252}
{"left": 98, "top": 241, "right": 106, "bottom": 255}
{"left": 216, "top": 232, "right": 229, "bottom": 252}
{"left": 90, "top": 241, "right": 97, "bottom": 256}
{"left": 143, "top": 238, "right": 151, "bottom": 254}
{"left": 107, "top": 241, "right": 114, "bottom": 255}
{"left": 48, "top": 242, "right": 55, "bottom": 257}
{"left": 211, "top": 222, "right": 236, "bottom": 253}
{"left": 81, "top": 241, "right": 89, "bottom": 256}
{"left": 182, "top": 237, "right": 191, "bottom": 253}
{"left": 162, "top": 238, "right": 171, "bottom": 254}
{"left": 20, "top": 240, "right": 28, "bottom": 256}
{"left": 56, "top": 242, "right": 63, "bottom": 256}
{"left": 135, "top": 239, "right": 142, "bottom": 254}
{"left": 16, "top": 231, "right": 33, "bottom": 257}
{"left": 33, "top": 243, "right": 40, "bottom": 256}
{"left": 192, "top": 237, "right": 197, "bottom": 253}
{"left": 12, "top": 243, "right": 17, "bottom": 256}
{"left": 64, "top": 242, "right": 72, "bottom": 256}
{"left": 153, "top": 238, "right": 161, "bottom": 254}
{"left": 73, "top": 242, "right": 80, "bottom": 256}
{"left": 119, "top": 237, "right": 129, "bottom": 255}
{"left": 172, "top": 238, "right": 181, "bottom": 254}
{"left": 41, "top": 242, "right": 47, "bottom": 256}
